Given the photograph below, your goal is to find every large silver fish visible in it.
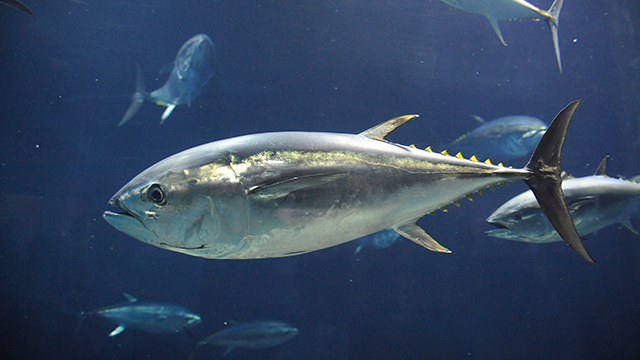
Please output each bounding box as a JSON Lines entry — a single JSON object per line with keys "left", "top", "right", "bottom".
{"left": 446, "top": 115, "right": 547, "bottom": 162}
{"left": 439, "top": 0, "right": 564, "bottom": 72}
{"left": 79, "top": 293, "right": 201, "bottom": 336}
{"left": 487, "top": 156, "right": 640, "bottom": 243}
{"left": 103, "top": 101, "right": 594, "bottom": 262}
{"left": 190, "top": 321, "right": 298, "bottom": 358}
{"left": 119, "top": 33, "right": 216, "bottom": 126}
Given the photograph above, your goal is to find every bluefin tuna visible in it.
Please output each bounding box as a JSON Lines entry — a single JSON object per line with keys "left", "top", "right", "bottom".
{"left": 486, "top": 156, "right": 640, "bottom": 243}
{"left": 103, "top": 101, "right": 594, "bottom": 262}
{"left": 446, "top": 115, "right": 547, "bottom": 162}
{"left": 79, "top": 293, "right": 201, "bottom": 336}
{"left": 119, "top": 33, "right": 216, "bottom": 126}
{"left": 189, "top": 321, "right": 298, "bottom": 358}
{"left": 354, "top": 229, "right": 401, "bottom": 253}
{"left": 439, "top": 0, "right": 564, "bottom": 72}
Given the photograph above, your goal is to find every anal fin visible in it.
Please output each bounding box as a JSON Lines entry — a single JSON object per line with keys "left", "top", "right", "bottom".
{"left": 487, "top": 16, "right": 506, "bottom": 45}
{"left": 160, "top": 104, "right": 176, "bottom": 123}
{"left": 109, "top": 325, "right": 126, "bottom": 337}
{"left": 394, "top": 223, "right": 451, "bottom": 253}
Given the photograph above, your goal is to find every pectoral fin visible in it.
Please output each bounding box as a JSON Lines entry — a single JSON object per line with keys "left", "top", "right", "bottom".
{"left": 566, "top": 196, "right": 597, "bottom": 212}
{"left": 222, "top": 347, "right": 235, "bottom": 356}
{"left": 109, "top": 325, "right": 126, "bottom": 337}
{"left": 249, "top": 172, "right": 349, "bottom": 200}
{"left": 160, "top": 104, "right": 176, "bottom": 123}
{"left": 394, "top": 223, "right": 451, "bottom": 253}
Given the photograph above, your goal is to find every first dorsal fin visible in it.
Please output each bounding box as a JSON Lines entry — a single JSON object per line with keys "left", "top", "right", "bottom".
{"left": 471, "top": 114, "right": 486, "bottom": 124}
{"left": 123, "top": 293, "right": 137, "bottom": 303}
{"left": 359, "top": 115, "right": 419, "bottom": 141}
{"left": 594, "top": 155, "right": 610, "bottom": 176}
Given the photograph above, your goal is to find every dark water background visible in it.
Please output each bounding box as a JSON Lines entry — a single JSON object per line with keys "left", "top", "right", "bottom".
{"left": 2, "top": 0, "right": 640, "bottom": 359}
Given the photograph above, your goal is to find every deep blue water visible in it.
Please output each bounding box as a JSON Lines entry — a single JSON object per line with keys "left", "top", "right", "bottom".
{"left": 2, "top": 1, "right": 640, "bottom": 359}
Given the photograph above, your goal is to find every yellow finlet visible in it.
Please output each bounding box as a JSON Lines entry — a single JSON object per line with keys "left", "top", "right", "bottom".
{"left": 441, "top": 150, "right": 449, "bottom": 156}
{"left": 484, "top": 159, "right": 492, "bottom": 165}
{"left": 498, "top": 163, "right": 504, "bottom": 167}
{"left": 477, "top": 188, "right": 484, "bottom": 196}
{"left": 488, "top": 184, "right": 496, "bottom": 192}
{"left": 465, "top": 193, "right": 473, "bottom": 201}
{"left": 470, "top": 155, "right": 478, "bottom": 162}
{"left": 453, "top": 199, "right": 461, "bottom": 207}
{"left": 409, "top": 144, "right": 417, "bottom": 149}
{"left": 425, "top": 146, "right": 433, "bottom": 152}
{"left": 455, "top": 152, "right": 464, "bottom": 159}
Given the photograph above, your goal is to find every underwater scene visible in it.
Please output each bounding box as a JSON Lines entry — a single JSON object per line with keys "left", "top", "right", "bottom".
{"left": 2, "top": 0, "right": 640, "bottom": 359}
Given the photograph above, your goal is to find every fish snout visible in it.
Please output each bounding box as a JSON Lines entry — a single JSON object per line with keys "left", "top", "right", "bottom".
{"left": 187, "top": 314, "right": 202, "bottom": 326}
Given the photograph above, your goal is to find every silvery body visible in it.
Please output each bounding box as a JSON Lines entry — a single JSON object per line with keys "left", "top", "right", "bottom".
{"left": 487, "top": 175, "right": 640, "bottom": 243}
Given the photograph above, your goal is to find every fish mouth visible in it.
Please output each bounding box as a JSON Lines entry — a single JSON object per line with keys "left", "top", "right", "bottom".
{"left": 104, "top": 197, "right": 137, "bottom": 220}
{"left": 485, "top": 220, "right": 513, "bottom": 238}
{"left": 102, "top": 196, "right": 151, "bottom": 239}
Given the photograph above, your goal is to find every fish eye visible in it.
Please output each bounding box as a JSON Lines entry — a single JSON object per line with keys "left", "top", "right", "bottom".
{"left": 147, "top": 184, "right": 166, "bottom": 205}
{"left": 512, "top": 212, "right": 522, "bottom": 221}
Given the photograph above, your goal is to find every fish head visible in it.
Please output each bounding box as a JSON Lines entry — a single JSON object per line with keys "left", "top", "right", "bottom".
{"left": 184, "top": 312, "right": 202, "bottom": 328}
{"left": 175, "top": 33, "right": 216, "bottom": 85}
{"left": 485, "top": 190, "right": 558, "bottom": 243}
{"left": 265, "top": 322, "right": 299, "bottom": 343}
{"left": 499, "top": 116, "right": 547, "bottom": 158}
{"left": 103, "top": 145, "right": 249, "bottom": 258}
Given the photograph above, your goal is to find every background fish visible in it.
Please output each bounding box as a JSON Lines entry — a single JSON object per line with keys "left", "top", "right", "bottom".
{"left": 354, "top": 229, "right": 401, "bottom": 254}
{"left": 445, "top": 115, "right": 547, "bottom": 162}
{"left": 78, "top": 293, "right": 201, "bottom": 337}
{"left": 486, "top": 156, "right": 640, "bottom": 243}
{"left": 118, "top": 33, "right": 216, "bottom": 126}
{"left": 439, "top": 0, "right": 564, "bottom": 72}
{"left": 189, "top": 321, "right": 298, "bottom": 358}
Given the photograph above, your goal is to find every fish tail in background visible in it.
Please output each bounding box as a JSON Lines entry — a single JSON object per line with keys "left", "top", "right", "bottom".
{"left": 187, "top": 341, "right": 204, "bottom": 360}
{"left": 118, "top": 63, "right": 147, "bottom": 127}
{"left": 0, "top": 0, "right": 34, "bottom": 15}
{"left": 73, "top": 293, "right": 90, "bottom": 335}
{"left": 545, "top": 0, "right": 564, "bottom": 73}
{"left": 524, "top": 100, "right": 594, "bottom": 263}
